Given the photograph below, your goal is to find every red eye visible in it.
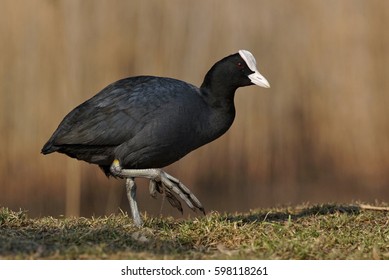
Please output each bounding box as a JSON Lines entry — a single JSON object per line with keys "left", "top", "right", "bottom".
{"left": 237, "top": 62, "right": 244, "bottom": 69}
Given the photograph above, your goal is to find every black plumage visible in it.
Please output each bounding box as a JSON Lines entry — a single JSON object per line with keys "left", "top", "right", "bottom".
{"left": 42, "top": 50, "right": 269, "bottom": 226}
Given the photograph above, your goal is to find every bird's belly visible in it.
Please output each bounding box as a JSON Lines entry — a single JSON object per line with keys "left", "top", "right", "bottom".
{"left": 118, "top": 140, "right": 194, "bottom": 169}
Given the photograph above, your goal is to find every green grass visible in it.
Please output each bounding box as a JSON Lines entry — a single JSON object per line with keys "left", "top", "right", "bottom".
{"left": 1, "top": 204, "right": 389, "bottom": 259}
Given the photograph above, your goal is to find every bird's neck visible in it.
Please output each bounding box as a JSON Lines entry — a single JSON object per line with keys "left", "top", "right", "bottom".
{"left": 200, "top": 71, "right": 237, "bottom": 109}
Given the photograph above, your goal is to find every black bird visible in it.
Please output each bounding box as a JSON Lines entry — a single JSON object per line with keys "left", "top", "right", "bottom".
{"left": 42, "top": 50, "right": 270, "bottom": 226}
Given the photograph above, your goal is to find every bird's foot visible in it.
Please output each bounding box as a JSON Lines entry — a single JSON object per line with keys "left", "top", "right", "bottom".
{"left": 110, "top": 159, "right": 205, "bottom": 215}
{"left": 148, "top": 171, "right": 205, "bottom": 215}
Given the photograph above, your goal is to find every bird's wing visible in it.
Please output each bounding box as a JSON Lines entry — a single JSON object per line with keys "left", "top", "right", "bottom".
{"left": 50, "top": 77, "right": 174, "bottom": 147}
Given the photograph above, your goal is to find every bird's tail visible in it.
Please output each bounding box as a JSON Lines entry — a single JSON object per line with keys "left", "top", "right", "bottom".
{"left": 41, "top": 140, "right": 58, "bottom": 154}
{"left": 99, "top": 165, "right": 112, "bottom": 177}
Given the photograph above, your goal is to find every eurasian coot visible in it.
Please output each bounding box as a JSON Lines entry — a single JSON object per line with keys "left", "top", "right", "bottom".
{"left": 42, "top": 50, "right": 270, "bottom": 226}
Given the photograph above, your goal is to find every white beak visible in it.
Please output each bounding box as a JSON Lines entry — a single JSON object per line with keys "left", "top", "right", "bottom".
{"left": 248, "top": 71, "right": 270, "bottom": 88}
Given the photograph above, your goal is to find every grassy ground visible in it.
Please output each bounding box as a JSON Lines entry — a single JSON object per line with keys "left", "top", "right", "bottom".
{"left": 1, "top": 203, "right": 388, "bottom": 259}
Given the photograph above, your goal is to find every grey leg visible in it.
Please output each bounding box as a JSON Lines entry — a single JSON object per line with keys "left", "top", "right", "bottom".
{"left": 125, "top": 178, "right": 142, "bottom": 227}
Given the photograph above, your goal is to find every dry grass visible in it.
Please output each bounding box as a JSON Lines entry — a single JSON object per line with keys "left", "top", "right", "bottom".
{"left": 1, "top": 203, "right": 389, "bottom": 260}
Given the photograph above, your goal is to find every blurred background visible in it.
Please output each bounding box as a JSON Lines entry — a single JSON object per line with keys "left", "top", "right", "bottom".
{"left": 1, "top": 0, "right": 388, "bottom": 218}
